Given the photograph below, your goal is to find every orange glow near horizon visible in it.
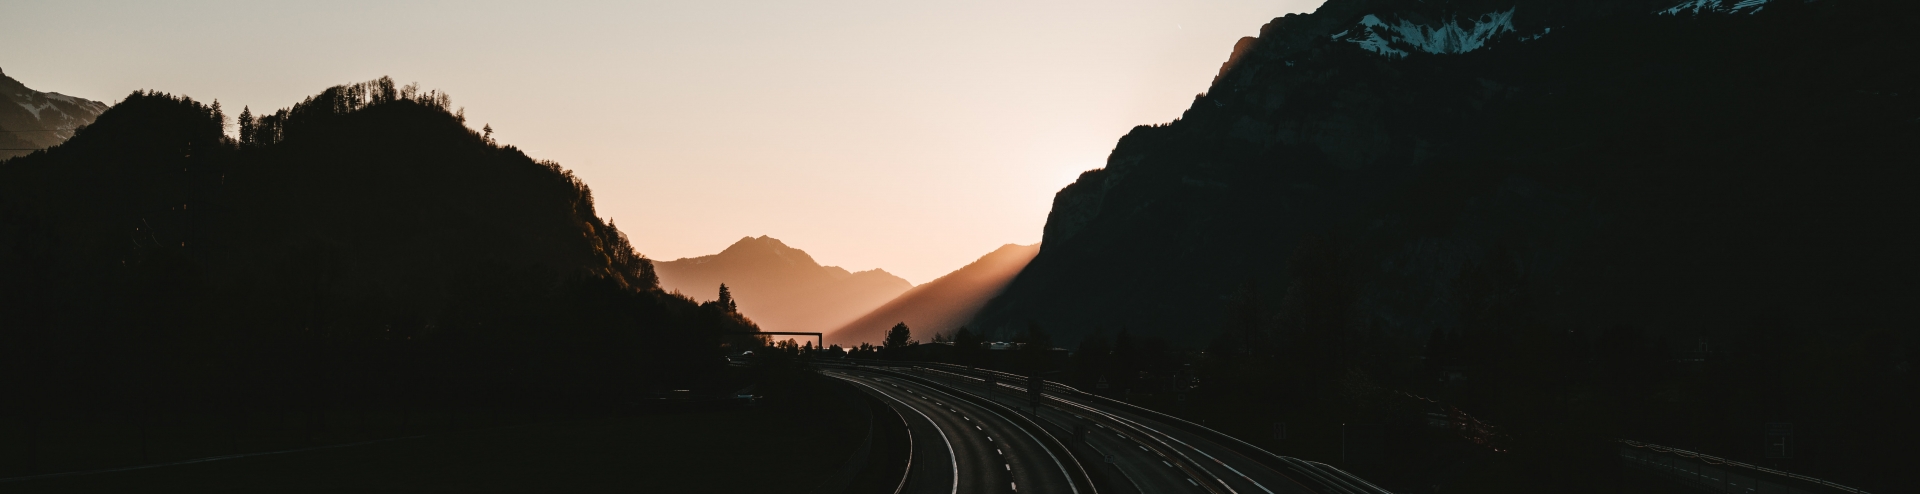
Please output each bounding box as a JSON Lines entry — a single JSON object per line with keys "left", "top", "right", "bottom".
{"left": 0, "top": 0, "right": 1323, "bottom": 284}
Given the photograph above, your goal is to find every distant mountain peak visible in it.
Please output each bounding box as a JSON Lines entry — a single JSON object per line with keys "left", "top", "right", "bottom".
{"left": 734, "top": 234, "right": 783, "bottom": 246}
{"left": 656, "top": 236, "right": 911, "bottom": 333}
{"left": 670, "top": 235, "right": 822, "bottom": 270}
{"left": 1, "top": 68, "right": 109, "bottom": 160}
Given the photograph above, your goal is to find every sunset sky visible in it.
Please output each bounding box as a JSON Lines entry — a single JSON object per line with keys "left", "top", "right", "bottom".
{"left": 2, "top": 0, "right": 1319, "bottom": 284}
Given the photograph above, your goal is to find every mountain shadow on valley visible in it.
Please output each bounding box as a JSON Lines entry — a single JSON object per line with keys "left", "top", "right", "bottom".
{"left": 827, "top": 243, "right": 1036, "bottom": 346}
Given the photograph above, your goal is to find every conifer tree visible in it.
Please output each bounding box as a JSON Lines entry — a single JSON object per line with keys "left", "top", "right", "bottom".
{"left": 717, "top": 283, "right": 737, "bottom": 313}
{"left": 236, "top": 107, "right": 254, "bottom": 146}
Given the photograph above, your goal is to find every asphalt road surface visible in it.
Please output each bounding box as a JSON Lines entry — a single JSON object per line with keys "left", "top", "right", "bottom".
{"left": 893, "top": 365, "right": 1391, "bottom": 494}
{"left": 825, "top": 368, "right": 1081, "bottom": 494}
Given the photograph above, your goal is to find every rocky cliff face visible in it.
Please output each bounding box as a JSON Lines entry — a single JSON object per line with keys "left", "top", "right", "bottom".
{"left": 656, "top": 236, "right": 912, "bottom": 334}
{"left": 973, "top": 0, "right": 1920, "bottom": 347}
{"left": 1, "top": 67, "right": 109, "bottom": 160}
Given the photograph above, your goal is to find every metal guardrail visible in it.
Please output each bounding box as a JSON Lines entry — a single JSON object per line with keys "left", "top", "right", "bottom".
{"left": 1617, "top": 440, "right": 1869, "bottom": 494}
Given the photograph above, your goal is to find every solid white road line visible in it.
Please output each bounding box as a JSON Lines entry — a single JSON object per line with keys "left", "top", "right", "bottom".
{"left": 1178, "top": 439, "right": 1272, "bottom": 494}
{"left": 1045, "top": 393, "right": 1247, "bottom": 494}
{"left": 835, "top": 376, "right": 959, "bottom": 494}
{"left": 907, "top": 371, "right": 1083, "bottom": 494}
{"left": 920, "top": 365, "right": 1284, "bottom": 494}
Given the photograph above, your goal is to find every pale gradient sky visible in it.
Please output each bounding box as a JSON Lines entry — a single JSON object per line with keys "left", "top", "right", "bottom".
{"left": 1, "top": 0, "right": 1321, "bottom": 284}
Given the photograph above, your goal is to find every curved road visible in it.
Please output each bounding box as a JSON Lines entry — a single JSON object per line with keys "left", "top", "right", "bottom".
{"left": 888, "top": 365, "right": 1391, "bottom": 494}
{"left": 825, "top": 368, "right": 1080, "bottom": 494}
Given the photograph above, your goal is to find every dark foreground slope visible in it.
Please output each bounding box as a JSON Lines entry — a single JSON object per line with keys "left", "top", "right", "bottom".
{"left": 3, "top": 367, "right": 865, "bottom": 494}
{"left": 0, "top": 79, "right": 757, "bottom": 476}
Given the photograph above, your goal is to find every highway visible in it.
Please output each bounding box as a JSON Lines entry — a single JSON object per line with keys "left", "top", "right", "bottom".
{"left": 825, "top": 368, "right": 1082, "bottom": 494}
{"left": 857, "top": 363, "right": 1392, "bottom": 494}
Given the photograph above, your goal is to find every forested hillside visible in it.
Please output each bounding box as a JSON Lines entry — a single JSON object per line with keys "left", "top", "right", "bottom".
{"left": 0, "top": 78, "right": 756, "bottom": 474}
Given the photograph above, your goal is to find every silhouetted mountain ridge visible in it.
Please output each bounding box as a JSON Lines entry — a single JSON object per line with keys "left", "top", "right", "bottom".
{"left": 968, "top": 3, "right": 1914, "bottom": 489}
{"left": 1, "top": 79, "right": 756, "bottom": 432}
{"left": 657, "top": 235, "right": 911, "bottom": 334}
{"left": 974, "top": 0, "right": 1920, "bottom": 349}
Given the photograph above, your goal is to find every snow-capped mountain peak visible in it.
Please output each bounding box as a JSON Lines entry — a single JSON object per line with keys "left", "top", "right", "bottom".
{"left": 1335, "top": 8, "right": 1519, "bottom": 58}
{"left": 1, "top": 67, "right": 110, "bottom": 159}
{"left": 1660, "top": 0, "right": 1773, "bottom": 16}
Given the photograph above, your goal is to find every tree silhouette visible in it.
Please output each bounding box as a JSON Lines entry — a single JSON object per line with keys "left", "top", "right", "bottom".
{"left": 236, "top": 106, "right": 254, "bottom": 146}
{"left": 718, "top": 283, "right": 737, "bottom": 313}
{"left": 883, "top": 322, "right": 913, "bottom": 357}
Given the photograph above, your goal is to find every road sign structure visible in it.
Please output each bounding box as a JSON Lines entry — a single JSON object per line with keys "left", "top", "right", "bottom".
{"left": 1765, "top": 422, "right": 1792, "bottom": 459}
